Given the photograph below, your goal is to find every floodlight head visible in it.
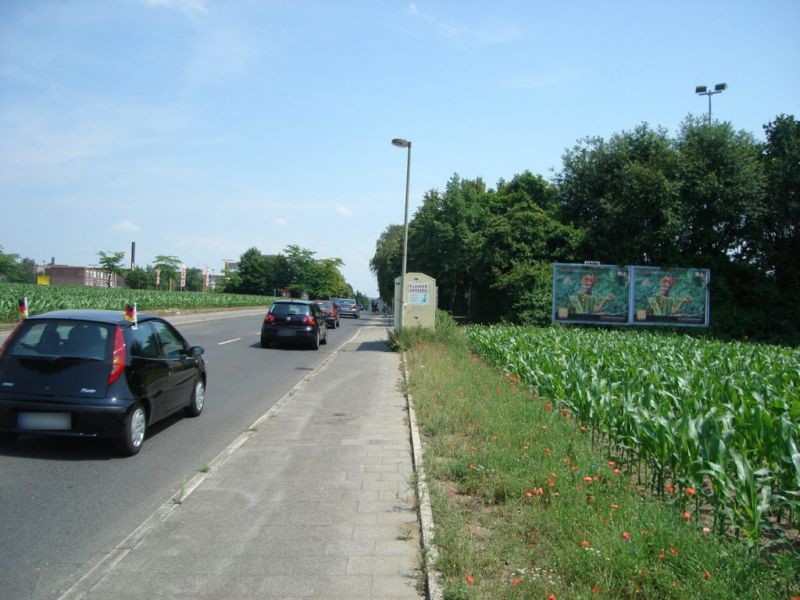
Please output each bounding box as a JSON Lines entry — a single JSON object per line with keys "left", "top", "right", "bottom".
{"left": 392, "top": 138, "right": 410, "bottom": 148}
{"left": 714, "top": 82, "right": 727, "bottom": 91}
{"left": 695, "top": 85, "right": 708, "bottom": 94}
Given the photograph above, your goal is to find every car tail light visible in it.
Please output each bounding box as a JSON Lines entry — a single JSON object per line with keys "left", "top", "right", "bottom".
{"left": 0, "top": 321, "right": 25, "bottom": 358}
{"left": 302, "top": 315, "right": 317, "bottom": 325}
{"left": 108, "top": 326, "right": 126, "bottom": 385}
{"left": 265, "top": 313, "right": 276, "bottom": 324}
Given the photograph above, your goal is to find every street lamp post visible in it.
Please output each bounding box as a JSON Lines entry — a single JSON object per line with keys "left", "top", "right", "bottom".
{"left": 391, "top": 138, "right": 411, "bottom": 329}
{"left": 695, "top": 83, "right": 727, "bottom": 124}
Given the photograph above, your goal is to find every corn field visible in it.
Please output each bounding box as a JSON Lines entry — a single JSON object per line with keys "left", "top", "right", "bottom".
{"left": 467, "top": 325, "right": 800, "bottom": 550}
{"left": 0, "top": 283, "right": 270, "bottom": 323}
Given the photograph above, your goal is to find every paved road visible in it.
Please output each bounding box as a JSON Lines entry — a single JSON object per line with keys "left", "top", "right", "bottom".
{"left": 0, "top": 311, "right": 384, "bottom": 600}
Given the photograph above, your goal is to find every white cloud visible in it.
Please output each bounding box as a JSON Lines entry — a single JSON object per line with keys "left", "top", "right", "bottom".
{"left": 404, "top": 5, "right": 520, "bottom": 46}
{"left": 139, "top": 0, "right": 207, "bottom": 14}
{"left": 336, "top": 206, "right": 354, "bottom": 218}
{"left": 113, "top": 220, "right": 142, "bottom": 232}
{"left": 275, "top": 217, "right": 287, "bottom": 227}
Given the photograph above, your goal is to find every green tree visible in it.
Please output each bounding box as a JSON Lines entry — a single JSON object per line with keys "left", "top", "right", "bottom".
{"left": 153, "top": 255, "right": 181, "bottom": 291}
{"left": 370, "top": 225, "right": 404, "bottom": 303}
{"left": 407, "top": 175, "right": 489, "bottom": 315}
{"left": 557, "top": 123, "right": 683, "bottom": 265}
{"left": 756, "top": 114, "right": 800, "bottom": 296}
{"left": 675, "top": 117, "right": 765, "bottom": 263}
{"left": 124, "top": 267, "right": 152, "bottom": 289}
{"left": 97, "top": 250, "right": 126, "bottom": 287}
{"left": 478, "top": 172, "right": 582, "bottom": 323}
{"left": 236, "top": 248, "right": 270, "bottom": 295}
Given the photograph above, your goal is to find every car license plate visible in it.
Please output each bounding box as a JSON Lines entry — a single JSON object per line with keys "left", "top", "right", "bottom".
{"left": 18, "top": 412, "right": 71, "bottom": 431}
{"left": 277, "top": 329, "right": 295, "bottom": 337}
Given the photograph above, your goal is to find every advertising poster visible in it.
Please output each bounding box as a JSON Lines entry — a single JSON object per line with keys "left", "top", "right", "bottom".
{"left": 552, "top": 264, "right": 629, "bottom": 324}
{"left": 632, "top": 267, "right": 710, "bottom": 327}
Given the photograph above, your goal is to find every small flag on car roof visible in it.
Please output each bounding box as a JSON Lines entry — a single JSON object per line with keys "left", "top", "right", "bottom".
{"left": 124, "top": 303, "right": 138, "bottom": 329}
{"left": 18, "top": 297, "right": 29, "bottom": 319}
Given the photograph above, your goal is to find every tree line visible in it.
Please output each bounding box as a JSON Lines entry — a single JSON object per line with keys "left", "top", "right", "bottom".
{"left": 371, "top": 115, "right": 800, "bottom": 344}
{"left": 1, "top": 244, "right": 361, "bottom": 302}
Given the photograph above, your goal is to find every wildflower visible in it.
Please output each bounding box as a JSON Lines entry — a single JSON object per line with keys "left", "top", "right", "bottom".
{"left": 525, "top": 491, "right": 533, "bottom": 498}
{"left": 658, "top": 552, "right": 666, "bottom": 560}
{"left": 586, "top": 495, "right": 595, "bottom": 504}
{"left": 583, "top": 476, "right": 593, "bottom": 483}
{"left": 581, "top": 540, "right": 591, "bottom": 548}
{"left": 670, "top": 548, "right": 679, "bottom": 555}
{"left": 685, "top": 487, "right": 696, "bottom": 496}
{"left": 613, "top": 468, "right": 621, "bottom": 474}
{"left": 611, "top": 503, "right": 620, "bottom": 510}
{"left": 608, "top": 461, "right": 616, "bottom": 468}
{"left": 544, "top": 447, "right": 552, "bottom": 455}
{"left": 547, "top": 595, "right": 557, "bottom": 600}
{"left": 470, "top": 446, "right": 477, "bottom": 452}
{"left": 641, "top": 529, "right": 649, "bottom": 536}
{"left": 510, "top": 578, "right": 523, "bottom": 587}
{"left": 580, "top": 426, "right": 587, "bottom": 433}
{"left": 666, "top": 483, "right": 675, "bottom": 494}
{"left": 465, "top": 575, "right": 475, "bottom": 584}
{"left": 544, "top": 402, "right": 552, "bottom": 410}
{"left": 591, "top": 585, "right": 602, "bottom": 593}
{"left": 681, "top": 512, "right": 691, "bottom": 521}
{"left": 702, "top": 527, "right": 711, "bottom": 535}
{"left": 560, "top": 408, "right": 570, "bottom": 418}
{"left": 621, "top": 531, "right": 631, "bottom": 541}
{"left": 703, "top": 570, "right": 711, "bottom": 581}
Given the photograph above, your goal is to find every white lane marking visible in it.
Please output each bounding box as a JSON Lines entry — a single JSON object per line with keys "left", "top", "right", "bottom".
{"left": 218, "top": 337, "right": 242, "bottom": 345}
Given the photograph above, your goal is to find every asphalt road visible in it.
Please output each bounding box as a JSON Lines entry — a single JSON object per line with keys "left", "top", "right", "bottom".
{"left": 0, "top": 310, "right": 386, "bottom": 600}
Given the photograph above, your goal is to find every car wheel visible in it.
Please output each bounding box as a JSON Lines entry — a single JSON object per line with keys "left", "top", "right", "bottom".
{"left": 260, "top": 336, "right": 270, "bottom": 348}
{"left": 184, "top": 378, "right": 205, "bottom": 417}
{"left": 321, "top": 328, "right": 328, "bottom": 345}
{"left": 310, "top": 330, "right": 320, "bottom": 350}
{"left": 116, "top": 403, "right": 146, "bottom": 456}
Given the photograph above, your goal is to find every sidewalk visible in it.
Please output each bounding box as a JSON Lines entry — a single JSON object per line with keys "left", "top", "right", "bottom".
{"left": 60, "top": 324, "right": 425, "bottom": 600}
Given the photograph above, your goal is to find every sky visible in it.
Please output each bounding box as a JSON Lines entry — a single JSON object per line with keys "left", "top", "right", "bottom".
{"left": 1, "top": 1, "right": 798, "bottom": 298}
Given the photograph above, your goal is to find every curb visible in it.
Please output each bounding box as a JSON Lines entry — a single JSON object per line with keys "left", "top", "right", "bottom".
{"left": 402, "top": 350, "right": 444, "bottom": 600}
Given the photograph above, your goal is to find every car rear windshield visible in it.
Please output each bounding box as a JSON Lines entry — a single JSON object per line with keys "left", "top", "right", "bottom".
{"left": 5, "top": 320, "right": 111, "bottom": 361}
{"left": 270, "top": 303, "right": 310, "bottom": 317}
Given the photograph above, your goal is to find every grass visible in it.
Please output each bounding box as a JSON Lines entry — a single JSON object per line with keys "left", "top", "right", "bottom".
{"left": 401, "top": 314, "right": 798, "bottom": 599}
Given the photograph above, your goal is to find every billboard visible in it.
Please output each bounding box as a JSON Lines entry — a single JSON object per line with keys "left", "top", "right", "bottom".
{"left": 552, "top": 264, "right": 629, "bottom": 325}
{"left": 631, "top": 266, "right": 710, "bottom": 327}
{"left": 552, "top": 264, "right": 711, "bottom": 327}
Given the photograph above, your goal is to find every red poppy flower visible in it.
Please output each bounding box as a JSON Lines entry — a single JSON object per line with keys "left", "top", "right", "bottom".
{"left": 608, "top": 461, "right": 616, "bottom": 467}
{"left": 465, "top": 575, "right": 475, "bottom": 584}
{"left": 681, "top": 512, "right": 691, "bottom": 521}
{"left": 547, "top": 595, "right": 556, "bottom": 600}
{"left": 666, "top": 483, "right": 675, "bottom": 494}
{"left": 591, "top": 585, "right": 601, "bottom": 593}
{"left": 581, "top": 540, "right": 591, "bottom": 548}
{"left": 510, "top": 578, "right": 523, "bottom": 587}
{"left": 685, "top": 487, "right": 696, "bottom": 496}
{"left": 525, "top": 491, "right": 533, "bottom": 498}
{"left": 670, "top": 548, "right": 679, "bottom": 555}
{"left": 703, "top": 571, "right": 711, "bottom": 580}
{"left": 611, "top": 503, "right": 620, "bottom": 510}
{"left": 583, "top": 476, "right": 593, "bottom": 483}
{"left": 621, "top": 531, "right": 631, "bottom": 541}
{"left": 544, "top": 402, "right": 552, "bottom": 410}
{"left": 658, "top": 552, "right": 666, "bottom": 560}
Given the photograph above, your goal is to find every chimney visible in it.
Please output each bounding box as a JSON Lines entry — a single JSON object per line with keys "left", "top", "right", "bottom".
{"left": 131, "top": 242, "right": 136, "bottom": 269}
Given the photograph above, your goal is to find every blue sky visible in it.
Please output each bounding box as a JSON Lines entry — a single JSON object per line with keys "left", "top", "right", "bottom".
{"left": 1, "top": 0, "right": 798, "bottom": 297}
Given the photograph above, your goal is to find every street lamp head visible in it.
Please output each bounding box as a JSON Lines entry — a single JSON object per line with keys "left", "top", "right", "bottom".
{"left": 391, "top": 138, "right": 410, "bottom": 148}
{"left": 695, "top": 85, "right": 707, "bottom": 94}
{"left": 714, "top": 82, "right": 727, "bottom": 92}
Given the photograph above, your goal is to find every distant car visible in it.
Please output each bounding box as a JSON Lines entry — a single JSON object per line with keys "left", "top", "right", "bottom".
{"left": 0, "top": 309, "right": 206, "bottom": 456}
{"left": 337, "top": 299, "right": 360, "bottom": 319}
{"left": 316, "top": 300, "right": 340, "bottom": 329}
{"left": 261, "top": 300, "right": 328, "bottom": 349}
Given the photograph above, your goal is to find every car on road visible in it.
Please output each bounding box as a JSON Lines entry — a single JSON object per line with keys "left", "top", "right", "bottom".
{"left": 260, "top": 300, "right": 328, "bottom": 349}
{"left": 0, "top": 309, "right": 206, "bottom": 456}
{"left": 316, "top": 300, "right": 340, "bottom": 329}
{"left": 337, "top": 299, "right": 360, "bottom": 319}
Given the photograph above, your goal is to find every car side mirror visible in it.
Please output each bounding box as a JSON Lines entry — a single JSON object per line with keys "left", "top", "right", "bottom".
{"left": 191, "top": 346, "right": 204, "bottom": 356}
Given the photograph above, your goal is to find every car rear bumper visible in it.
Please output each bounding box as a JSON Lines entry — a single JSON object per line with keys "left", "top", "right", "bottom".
{"left": 0, "top": 396, "right": 132, "bottom": 438}
{"left": 261, "top": 325, "right": 320, "bottom": 345}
